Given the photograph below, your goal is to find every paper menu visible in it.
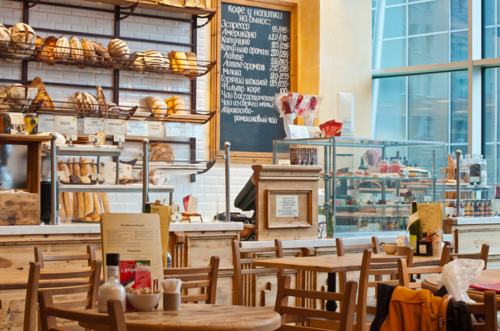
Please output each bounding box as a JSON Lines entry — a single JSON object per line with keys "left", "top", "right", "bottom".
{"left": 100, "top": 213, "right": 163, "bottom": 285}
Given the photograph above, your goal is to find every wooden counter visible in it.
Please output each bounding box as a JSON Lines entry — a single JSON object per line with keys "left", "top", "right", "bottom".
{"left": 0, "top": 222, "right": 242, "bottom": 330}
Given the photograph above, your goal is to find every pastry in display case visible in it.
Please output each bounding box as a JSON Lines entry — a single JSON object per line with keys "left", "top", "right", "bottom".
{"left": 273, "top": 137, "right": 446, "bottom": 237}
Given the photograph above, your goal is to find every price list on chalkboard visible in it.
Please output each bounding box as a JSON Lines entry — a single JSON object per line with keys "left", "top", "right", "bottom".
{"left": 219, "top": 2, "right": 291, "bottom": 153}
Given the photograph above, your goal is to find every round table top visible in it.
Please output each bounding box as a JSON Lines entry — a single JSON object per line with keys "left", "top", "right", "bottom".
{"left": 117, "top": 304, "right": 281, "bottom": 331}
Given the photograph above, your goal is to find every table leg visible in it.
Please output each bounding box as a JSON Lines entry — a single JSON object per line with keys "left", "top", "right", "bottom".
{"left": 325, "top": 272, "right": 337, "bottom": 312}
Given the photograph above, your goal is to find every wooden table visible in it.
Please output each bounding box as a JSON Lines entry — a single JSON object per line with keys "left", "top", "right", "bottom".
{"left": 254, "top": 253, "right": 441, "bottom": 311}
{"left": 423, "top": 269, "right": 500, "bottom": 306}
{"left": 85, "top": 304, "right": 281, "bottom": 331}
{"left": 253, "top": 253, "right": 441, "bottom": 273}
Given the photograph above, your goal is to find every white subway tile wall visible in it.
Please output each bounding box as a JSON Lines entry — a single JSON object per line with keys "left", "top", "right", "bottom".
{"left": 0, "top": 0, "right": 253, "bottom": 219}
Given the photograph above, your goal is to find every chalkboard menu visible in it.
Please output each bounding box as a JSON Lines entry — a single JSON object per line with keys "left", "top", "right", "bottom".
{"left": 218, "top": 1, "right": 293, "bottom": 154}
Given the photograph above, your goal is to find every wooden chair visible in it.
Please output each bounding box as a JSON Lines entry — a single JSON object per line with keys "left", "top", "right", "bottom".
{"left": 38, "top": 291, "right": 126, "bottom": 331}
{"left": 24, "top": 261, "right": 102, "bottom": 331}
{"left": 164, "top": 256, "right": 219, "bottom": 304}
{"left": 354, "top": 249, "right": 405, "bottom": 331}
{"left": 275, "top": 275, "right": 357, "bottom": 331}
{"left": 450, "top": 243, "right": 489, "bottom": 269}
{"left": 34, "top": 245, "right": 96, "bottom": 268}
{"left": 467, "top": 291, "right": 498, "bottom": 331}
{"left": 232, "top": 239, "right": 283, "bottom": 306}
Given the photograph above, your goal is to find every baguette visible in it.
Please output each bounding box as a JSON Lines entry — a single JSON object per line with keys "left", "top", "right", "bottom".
{"left": 99, "top": 192, "right": 110, "bottom": 213}
{"left": 80, "top": 157, "right": 88, "bottom": 176}
{"left": 58, "top": 192, "right": 66, "bottom": 222}
{"left": 93, "top": 192, "right": 102, "bottom": 216}
{"left": 76, "top": 192, "right": 85, "bottom": 220}
{"left": 63, "top": 192, "right": 73, "bottom": 221}
{"left": 84, "top": 192, "right": 94, "bottom": 216}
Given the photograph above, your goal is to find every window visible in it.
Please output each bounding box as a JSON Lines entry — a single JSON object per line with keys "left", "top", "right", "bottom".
{"left": 373, "top": 0, "right": 469, "bottom": 155}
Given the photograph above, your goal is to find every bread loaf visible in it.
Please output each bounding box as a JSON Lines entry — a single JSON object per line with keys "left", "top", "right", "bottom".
{"left": 10, "top": 23, "right": 36, "bottom": 50}
{"left": 96, "top": 86, "right": 108, "bottom": 113}
{"left": 54, "top": 37, "right": 70, "bottom": 61}
{"left": 73, "top": 92, "right": 99, "bottom": 114}
{"left": 143, "top": 49, "right": 169, "bottom": 70}
{"left": 90, "top": 40, "right": 112, "bottom": 64}
{"left": 150, "top": 142, "right": 175, "bottom": 162}
{"left": 184, "top": 0, "right": 207, "bottom": 8}
{"left": 93, "top": 192, "right": 101, "bottom": 216}
{"left": 29, "top": 77, "right": 55, "bottom": 112}
{"left": 166, "top": 96, "right": 187, "bottom": 114}
{"left": 141, "top": 96, "right": 166, "bottom": 117}
{"left": 81, "top": 38, "right": 96, "bottom": 64}
{"left": 130, "top": 52, "right": 146, "bottom": 72}
{"left": 99, "top": 192, "right": 110, "bottom": 213}
{"left": 58, "top": 191, "right": 66, "bottom": 222}
{"left": 37, "top": 36, "right": 57, "bottom": 63}
{"left": 0, "top": 24, "right": 10, "bottom": 50}
{"left": 69, "top": 36, "right": 84, "bottom": 62}
{"left": 84, "top": 192, "right": 94, "bottom": 216}
{"left": 63, "top": 192, "right": 73, "bottom": 222}
{"left": 185, "top": 52, "right": 198, "bottom": 76}
{"left": 108, "top": 38, "right": 129, "bottom": 61}
{"left": 168, "top": 51, "right": 188, "bottom": 73}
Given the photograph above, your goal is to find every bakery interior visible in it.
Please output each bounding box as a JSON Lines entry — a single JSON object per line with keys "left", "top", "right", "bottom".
{"left": 1, "top": 0, "right": 500, "bottom": 330}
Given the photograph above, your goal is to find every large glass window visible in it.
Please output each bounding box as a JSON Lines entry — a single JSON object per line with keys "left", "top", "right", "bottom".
{"left": 373, "top": 0, "right": 469, "bottom": 155}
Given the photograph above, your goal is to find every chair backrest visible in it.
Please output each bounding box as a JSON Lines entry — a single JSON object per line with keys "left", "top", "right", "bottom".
{"left": 275, "top": 275, "right": 357, "bottom": 331}
{"left": 38, "top": 291, "right": 126, "bottom": 331}
{"left": 335, "top": 237, "right": 380, "bottom": 257}
{"left": 34, "top": 245, "right": 96, "bottom": 268}
{"left": 356, "top": 250, "right": 402, "bottom": 331}
{"left": 468, "top": 291, "right": 498, "bottom": 331}
{"left": 232, "top": 239, "right": 282, "bottom": 306}
{"left": 24, "top": 261, "right": 102, "bottom": 331}
{"left": 451, "top": 244, "right": 489, "bottom": 269}
{"left": 163, "top": 256, "right": 219, "bottom": 304}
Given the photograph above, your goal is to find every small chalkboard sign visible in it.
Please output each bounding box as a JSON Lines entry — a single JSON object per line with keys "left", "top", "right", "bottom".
{"left": 214, "top": 0, "right": 296, "bottom": 159}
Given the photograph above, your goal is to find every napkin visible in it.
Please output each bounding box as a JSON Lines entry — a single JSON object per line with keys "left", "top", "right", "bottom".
{"left": 161, "top": 279, "right": 182, "bottom": 293}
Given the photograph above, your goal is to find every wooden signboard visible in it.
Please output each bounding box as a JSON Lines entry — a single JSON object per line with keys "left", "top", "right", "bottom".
{"left": 212, "top": 0, "right": 297, "bottom": 161}
{"left": 100, "top": 213, "right": 163, "bottom": 283}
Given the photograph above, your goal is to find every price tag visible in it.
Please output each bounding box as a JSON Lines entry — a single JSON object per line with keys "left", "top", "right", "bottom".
{"left": 55, "top": 115, "right": 77, "bottom": 141}
{"left": 147, "top": 122, "right": 165, "bottom": 138}
{"left": 83, "top": 117, "right": 105, "bottom": 135}
{"left": 38, "top": 114, "right": 56, "bottom": 132}
{"left": 127, "top": 120, "right": 148, "bottom": 137}
{"left": 104, "top": 119, "right": 127, "bottom": 136}
{"left": 102, "top": 161, "right": 132, "bottom": 184}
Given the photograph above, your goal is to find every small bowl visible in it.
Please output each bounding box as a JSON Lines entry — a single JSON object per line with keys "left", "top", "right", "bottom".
{"left": 126, "top": 292, "right": 161, "bottom": 312}
{"left": 382, "top": 243, "right": 398, "bottom": 255}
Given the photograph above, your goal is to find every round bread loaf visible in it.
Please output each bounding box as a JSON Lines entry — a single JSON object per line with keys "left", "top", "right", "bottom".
{"left": 54, "top": 37, "right": 70, "bottom": 61}
{"left": 142, "top": 96, "right": 166, "bottom": 117}
{"left": 143, "top": 49, "right": 169, "bottom": 70}
{"left": 108, "top": 38, "right": 129, "bottom": 61}
{"left": 0, "top": 24, "right": 10, "bottom": 50}
{"left": 130, "top": 52, "right": 146, "bottom": 72}
{"left": 69, "top": 36, "right": 84, "bottom": 62}
{"left": 10, "top": 23, "right": 36, "bottom": 50}
{"left": 73, "top": 92, "right": 99, "bottom": 114}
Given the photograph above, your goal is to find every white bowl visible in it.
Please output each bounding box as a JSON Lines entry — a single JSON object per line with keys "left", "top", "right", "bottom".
{"left": 126, "top": 292, "right": 161, "bottom": 312}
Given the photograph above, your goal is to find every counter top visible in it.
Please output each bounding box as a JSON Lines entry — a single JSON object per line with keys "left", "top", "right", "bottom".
{"left": 446, "top": 216, "right": 500, "bottom": 225}
{"left": 0, "top": 222, "right": 244, "bottom": 236}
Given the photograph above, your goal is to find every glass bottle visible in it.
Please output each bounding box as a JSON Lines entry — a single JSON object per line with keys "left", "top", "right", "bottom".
{"left": 408, "top": 202, "right": 421, "bottom": 255}
{"left": 379, "top": 158, "right": 389, "bottom": 174}
{"left": 480, "top": 155, "right": 487, "bottom": 186}
{"left": 98, "top": 253, "right": 126, "bottom": 313}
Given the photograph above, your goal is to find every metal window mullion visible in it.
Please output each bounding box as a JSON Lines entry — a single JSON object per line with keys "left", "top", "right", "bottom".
{"left": 371, "top": 0, "right": 387, "bottom": 137}
{"left": 468, "top": 0, "right": 482, "bottom": 155}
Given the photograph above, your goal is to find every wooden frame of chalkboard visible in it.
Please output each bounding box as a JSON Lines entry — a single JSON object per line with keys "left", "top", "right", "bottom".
{"left": 211, "top": 0, "right": 297, "bottom": 162}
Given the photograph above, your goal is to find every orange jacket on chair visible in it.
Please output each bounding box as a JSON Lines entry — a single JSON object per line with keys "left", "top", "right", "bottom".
{"left": 380, "top": 286, "right": 448, "bottom": 331}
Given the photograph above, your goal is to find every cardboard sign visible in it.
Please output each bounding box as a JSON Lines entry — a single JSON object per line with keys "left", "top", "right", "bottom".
{"left": 38, "top": 114, "right": 56, "bottom": 132}
{"left": 147, "top": 122, "right": 166, "bottom": 138}
{"left": 55, "top": 115, "right": 77, "bottom": 141}
{"left": 127, "top": 120, "right": 148, "bottom": 137}
{"left": 83, "top": 117, "right": 105, "bottom": 135}
{"left": 104, "top": 119, "right": 127, "bottom": 136}
{"left": 100, "top": 213, "right": 164, "bottom": 282}
{"left": 102, "top": 161, "right": 132, "bottom": 184}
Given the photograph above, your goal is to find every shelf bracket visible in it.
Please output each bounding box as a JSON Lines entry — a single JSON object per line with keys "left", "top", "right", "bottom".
{"left": 195, "top": 12, "right": 215, "bottom": 29}
{"left": 119, "top": 1, "right": 138, "bottom": 20}
{"left": 27, "top": 0, "right": 38, "bottom": 9}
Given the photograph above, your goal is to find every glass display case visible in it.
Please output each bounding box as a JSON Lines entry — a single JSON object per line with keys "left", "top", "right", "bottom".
{"left": 273, "top": 137, "right": 447, "bottom": 238}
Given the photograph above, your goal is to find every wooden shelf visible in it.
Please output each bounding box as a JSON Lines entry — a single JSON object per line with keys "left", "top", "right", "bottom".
{"left": 0, "top": 134, "right": 52, "bottom": 144}
{"left": 84, "top": 0, "right": 216, "bottom": 17}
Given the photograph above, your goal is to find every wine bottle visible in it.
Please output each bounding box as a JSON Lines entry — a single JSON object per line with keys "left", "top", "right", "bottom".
{"left": 408, "top": 202, "right": 421, "bottom": 255}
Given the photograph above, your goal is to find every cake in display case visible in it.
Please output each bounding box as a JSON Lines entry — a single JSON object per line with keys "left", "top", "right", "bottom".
{"left": 273, "top": 137, "right": 447, "bottom": 237}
